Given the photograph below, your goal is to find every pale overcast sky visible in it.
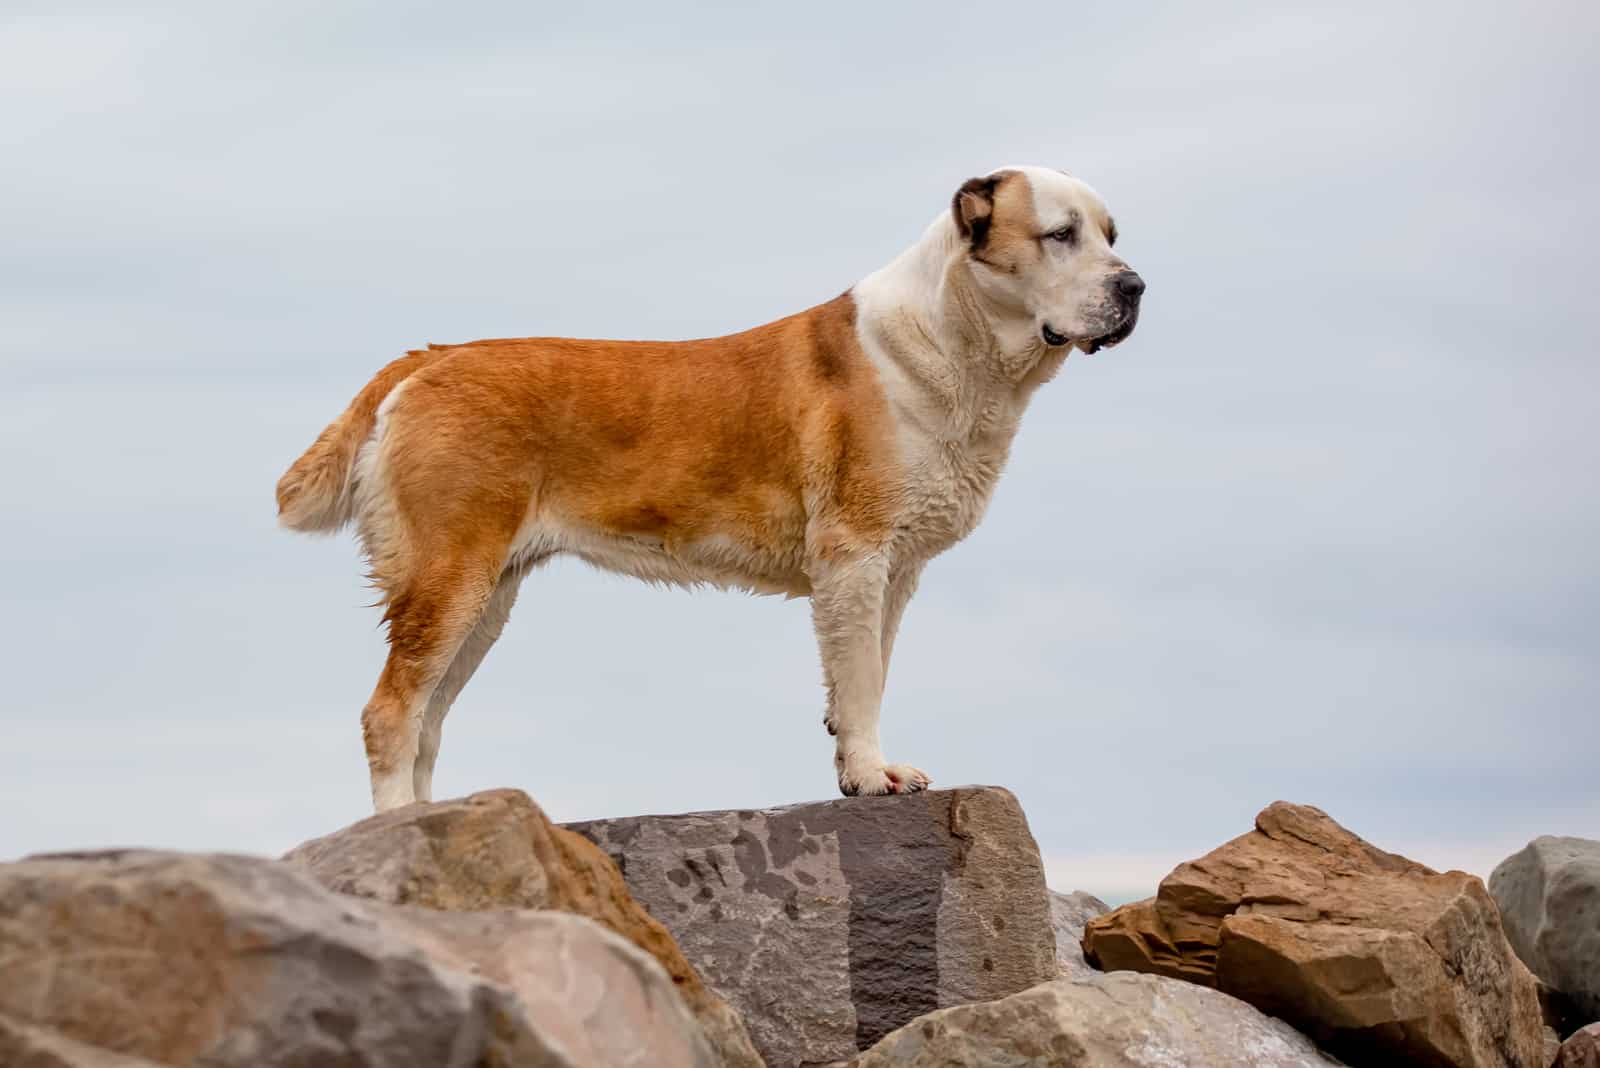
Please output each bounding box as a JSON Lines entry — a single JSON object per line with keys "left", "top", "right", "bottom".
{"left": 3, "top": 2, "right": 1595, "bottom": 902}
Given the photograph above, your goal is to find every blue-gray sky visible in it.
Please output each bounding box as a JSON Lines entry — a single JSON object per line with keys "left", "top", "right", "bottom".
{"left": 3, "top": 2, "right": 1595, "bottom": 901}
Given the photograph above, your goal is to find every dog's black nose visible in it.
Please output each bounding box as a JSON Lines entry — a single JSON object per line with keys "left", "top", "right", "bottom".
{"left": 1115, "top": 271, "right": 1145, "bottom": 299}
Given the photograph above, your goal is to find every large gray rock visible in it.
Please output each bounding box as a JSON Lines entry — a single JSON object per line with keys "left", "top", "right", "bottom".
{"left": 1049, "top": 889, "right": 1109, "bottom": 980}
{"left": 845, "top": 971, "right": 1345, "bottom": 1067}
{"left": 1491, "top": 836, "right": 1600, "bottom": 1023}
{"left": 0, "top": 849, "right": 716, "bottom": 1067}
{"left": 567, "top": 786, "right": 1056, "bottom": 1067}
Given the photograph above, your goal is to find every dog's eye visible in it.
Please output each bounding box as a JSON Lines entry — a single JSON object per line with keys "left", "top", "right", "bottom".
{"left": 1046, "top": 225, "right": 1076, "bottom": 244}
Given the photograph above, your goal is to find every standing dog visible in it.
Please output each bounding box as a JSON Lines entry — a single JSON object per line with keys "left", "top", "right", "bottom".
{"left": 278, "top": 166, "right": 1143, "bottom": 813}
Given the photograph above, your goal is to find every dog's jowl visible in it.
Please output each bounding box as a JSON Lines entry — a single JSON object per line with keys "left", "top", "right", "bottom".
{"left": 277, "top": 165, "right": 1143, "bottom": 813}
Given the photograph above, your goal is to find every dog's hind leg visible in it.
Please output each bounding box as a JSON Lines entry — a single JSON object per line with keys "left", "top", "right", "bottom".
{"left": 348, "top": 368, "right": 535, "bottom": 812}
{"left": 811, "top": 550, "right": 931, "bottom": 796}
{"left": 412, "top": 566, "right": 527, "bottom": 802}
{"left": 361, "top": 550, "right": 506, "bottom": 812}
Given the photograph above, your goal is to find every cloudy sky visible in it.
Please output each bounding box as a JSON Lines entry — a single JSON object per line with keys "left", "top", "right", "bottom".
{"left": 3, "top": 2, "right": 1595, "bottom": 902}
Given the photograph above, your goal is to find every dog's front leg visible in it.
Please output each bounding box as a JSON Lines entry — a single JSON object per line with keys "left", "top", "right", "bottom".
{"left": 810, "top": 551, "right": 931, "bottom": 796}
{"left": 879, "top": 562, "right": 923, "bottom": 687}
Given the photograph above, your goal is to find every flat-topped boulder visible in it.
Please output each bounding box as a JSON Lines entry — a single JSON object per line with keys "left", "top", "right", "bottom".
{"left": 567, "top": 785, "right": 1057, "bottom": 1068}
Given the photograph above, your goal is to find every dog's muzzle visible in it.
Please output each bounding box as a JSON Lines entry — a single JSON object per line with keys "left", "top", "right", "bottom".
{"left": 1080, "top": 308, "right": 1139, "bottom": 354}
{"left": 1042, "top": 270, "right": 1146, "bottom": 352}
{"left": 1084, "top": 270, "right": 1146, "bottom": 353}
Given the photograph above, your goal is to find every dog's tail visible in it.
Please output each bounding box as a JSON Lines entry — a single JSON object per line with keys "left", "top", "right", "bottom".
{"left": 275, "top": 350, "right": 436, "bottom": 533}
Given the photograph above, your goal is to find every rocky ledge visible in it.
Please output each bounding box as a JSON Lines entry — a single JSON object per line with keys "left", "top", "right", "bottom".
{"left": 568, "top": 785, "right": 1057, "bottom": 1064}
{"left": 0, "top": 789, "right": 1592, "bottom": 1067}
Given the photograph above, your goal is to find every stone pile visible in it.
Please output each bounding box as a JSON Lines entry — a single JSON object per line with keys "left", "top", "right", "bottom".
{"left": 1, "top": 788, "right": 1588, "bottom": 1067}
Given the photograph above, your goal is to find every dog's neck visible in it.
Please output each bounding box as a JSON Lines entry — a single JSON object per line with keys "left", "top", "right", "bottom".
{"left": 852, "top": 214, "right": 1069, "bottom": 445}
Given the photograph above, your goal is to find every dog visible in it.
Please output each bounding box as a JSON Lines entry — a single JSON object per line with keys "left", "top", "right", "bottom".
{"left": 277, "top": 165, "right": 1143, "bottom": 813}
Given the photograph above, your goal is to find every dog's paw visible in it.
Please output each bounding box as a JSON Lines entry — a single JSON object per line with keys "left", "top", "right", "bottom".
{"left": 838, "top": 762, "right": 932, "bottom": 797}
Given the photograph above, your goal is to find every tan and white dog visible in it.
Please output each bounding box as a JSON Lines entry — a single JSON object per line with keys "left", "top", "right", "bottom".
{"left": 278, "top": 165, "right": 1143, "bottom": 813}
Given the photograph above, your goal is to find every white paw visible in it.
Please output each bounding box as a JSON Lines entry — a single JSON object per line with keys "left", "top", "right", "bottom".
{"left": 838, "top": 761, "right": 932, "bottom": 797}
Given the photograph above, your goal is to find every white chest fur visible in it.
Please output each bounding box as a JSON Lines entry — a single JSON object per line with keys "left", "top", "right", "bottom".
{"left": 883, "top": 399, "right": 1020, "bottom": 562}
{"left": 851, "top": 218, "right": 1041, "bottom": 566}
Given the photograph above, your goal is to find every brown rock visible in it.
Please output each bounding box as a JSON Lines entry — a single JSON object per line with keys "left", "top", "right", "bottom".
{"left": 0, "top": 1012, "right": 166, "bottom": 1067}
{"left": 1082, "top": 801, "right": 1546, "bottom": 1068}
{"left": 0, "top": 850, "right": 715, "bottom": 1067}
{"left": 1555, "top": 1023, "right": 1600, "bottom": 1068}
{"left": 395, "top": 908, "right": 721, "bottom": 1068}
{"left": 286, "top": 788, "right": 761, "bottom": 1067}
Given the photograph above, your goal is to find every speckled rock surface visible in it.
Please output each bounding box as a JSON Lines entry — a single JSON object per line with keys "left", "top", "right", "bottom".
{"left": 1492, "top": 837, "right": 1600, "bottom": 1024}
{"left": 567, "top": 786, "right": 1055, "bottom": 1067}
{"left": 844, "top": 971, "right": 1344, "bottom": 1067}
{"left": 287, "top": 789, "right": 760, "bottom": 1067}
{"left": 1049, "top": 890, "right": 1109, "bottom": 980}
{"left": 0, "top": 850, "right": 717, "bottom": 1067}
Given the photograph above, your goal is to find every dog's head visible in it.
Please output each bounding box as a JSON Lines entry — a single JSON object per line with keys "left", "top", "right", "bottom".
{"left": 952, "top": 166, "right": 1142, "bottom": 354}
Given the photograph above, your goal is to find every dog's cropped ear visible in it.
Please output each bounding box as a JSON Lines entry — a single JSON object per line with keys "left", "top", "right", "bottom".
{"left": 952, "top": 176, "right": 1000, "bottom": 249}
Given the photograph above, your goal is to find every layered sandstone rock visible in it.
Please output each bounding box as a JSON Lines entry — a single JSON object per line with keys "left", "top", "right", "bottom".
{"left": 567, "top": 785, "right": 1057, "bottom": 1068}
{"left": 1491, "top": 836, "right": 1600, "bottom": 1025}
{"left": 844, "top": 971, "right": 1343, "bottom": 1068}
{"left": 286, "top": 788, "right": 760, "bottom": 1067}
{"left": 0, "top": 850, "right": 715, "bottom": 1067}
{"left": 1082, "top": 801, "right": 1545, "bottom": 1068}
